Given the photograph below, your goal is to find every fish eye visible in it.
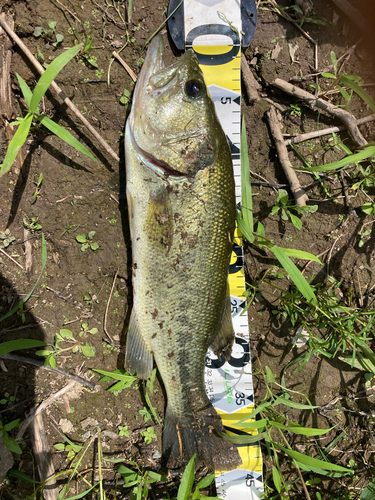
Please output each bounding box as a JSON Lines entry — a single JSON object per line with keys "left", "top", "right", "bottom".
{"left": 185, "top": 79, "right": 201, "bottom": 98}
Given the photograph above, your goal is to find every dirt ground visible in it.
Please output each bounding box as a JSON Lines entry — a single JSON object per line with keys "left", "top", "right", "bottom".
{"left": 0, "top": 0, "right": 375, "bottom": 498}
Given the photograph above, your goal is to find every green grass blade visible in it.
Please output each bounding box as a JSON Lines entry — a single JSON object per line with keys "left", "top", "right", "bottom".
{"left": 278, "top": 247, "right": 322, "bottom": 263}
{"left": 16, "top": 74, "right": 33, "bottom": 107}
{"left": 339, "top": 76, "right": 375, "bottom": 114}
{"left": 300, "top": 145, "right": 375, "bottom": 173}
{"left": 275, "top": 443, "right": 353, "bottom": 474}
{"left": 241, "top": 116, "right": 253, "bottom": 236}
{"left": 0, "top": 112, "right": 33, "bottom": 178}
{"left": 177, "top": 454, "right": 195, "bottom": 500}
{"left": 273, "top": 394, "right": 319, "bottom": 410}
{"left": 271, "top": 246, "right": 317, "bottom": 304}
{"left": 237, "top": 213, "right": 255, "bottom": 243}
{"left": 92, "top": 368, "right": 137, "bottom": 382}
{"left": 0, "top": 339, "right": 48, "bottom": 356}
{"left": 270, "top": 421, "right": 334, "bottom": 436}
{"left": 38, "top": 116, "right": 96, "bottom": 161}
{"left": 218, "top": 431, "right": 267, "bottom": 444}
{"left": 63, "top": 483, "right": 100, "bottom": 500}
{"left": 0, "top": 233, "right": 47, "bottom": 322}
{"left": 29, "top": 44, "right": 82, "bottom": 114}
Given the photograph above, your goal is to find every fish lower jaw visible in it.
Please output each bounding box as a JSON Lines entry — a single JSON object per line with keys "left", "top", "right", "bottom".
{"left": 138, "top": 148, "right": 188, "bottom": 182}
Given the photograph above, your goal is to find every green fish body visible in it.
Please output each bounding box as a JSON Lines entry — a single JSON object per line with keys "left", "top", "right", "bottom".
{"left": 125, "top": 35, "right": 240, "bottom": 469}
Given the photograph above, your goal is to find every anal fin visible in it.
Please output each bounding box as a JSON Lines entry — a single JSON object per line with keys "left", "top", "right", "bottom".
{"left": 125, "top": 310, "right": 153, "bottom": 379}
{"left": 210, "top": 287, "right": 235, "bottom": 362}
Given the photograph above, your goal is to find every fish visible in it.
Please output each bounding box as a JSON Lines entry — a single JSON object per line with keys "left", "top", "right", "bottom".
{"left": 124, "top": 34, "right": 241, "bottom": 470}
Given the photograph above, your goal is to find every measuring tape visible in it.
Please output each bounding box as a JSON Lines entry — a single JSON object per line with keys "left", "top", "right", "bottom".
{"left": 168, "top": 1, "right": 262, "bottom": 498}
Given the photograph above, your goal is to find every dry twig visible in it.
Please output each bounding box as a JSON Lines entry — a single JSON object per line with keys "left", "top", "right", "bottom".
{"left": 0, "top": 247, "right": 24, "bottom": 270}
{"left": 272, "top": 78, "right": 368, "bottom": 147}
{"left": 112, "top": 51, "right": 137, "bottom": 82}
{"left": 0, "top": 353, "right": 96, "bottom": 390}
{"left": 0, "top": 16, "right": 120, "bottom": 163}
{"left": 28, "top": 411, "right": 59, "bottom": 500}
{"left": 17, "top": 381, "right": 77, "bottom": 440}
{"left": 24, "top": 227, "right": 33, "bottom": 279}
{"left": 285, "top": 114, "right": 375, "bottom": 145}
{"left": 241, "top": 53, "right": 260, "bottom": 103}
{"left": 266, "top": 106, "right": 309, "bottom": 206}
{"left": 103, "top": 270, "right": 118, "bottom": 344}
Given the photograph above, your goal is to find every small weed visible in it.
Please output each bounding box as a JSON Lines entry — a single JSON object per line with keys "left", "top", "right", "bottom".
{"left": 60, "top": 221, "right": 80, "bottom": 238}
{"left": 138, "top": 407, "right": 152, "bottom": 423}
{"left": 84, "top": 290, "right": 99, "bottom": 311}
{"left": 33, "top": 21, "right": 64, "bottom": 50}
{"left": 0, "top": 45, "right": 96, "bottom": 178}
{"left": 358, "top": 228, "right": 372, "bottom": 248}
{"left": 36, "top": 322, "right": 98, "bottom": 367}
{"left": 23, "top": 216, "right": 42, "bottom": 232}
{"left": 54, "top": 433, "right": 83, "bottom": 461}
{"left": 270, "top": 189, "right": 318, "bottom": 230}
{"left": 0, "top": 392, "right": 16, "bottom": 406}
{"left": 31, "top": 172, "right": 43, "bottom": 201}
{"left": 120, "top": 88, "right": 131, "bottom": 106}
{"left": 118, "top": 425, "right": 130, "bottom": 437}
{"left": 141, "top": 426, "right": 157, "bottom": 444}
{"left": 289, "top": 103, "right": 301, "bottom": 116}
{"left": 76, "top": 231, "right": 99, "bottom": 252}
{"left": 0, "top": 229, "right": 15, "bottom": 248}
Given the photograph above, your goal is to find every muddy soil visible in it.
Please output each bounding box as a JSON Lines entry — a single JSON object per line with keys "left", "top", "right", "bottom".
{"left": 0, "top": 0, "right": 374, "bottom": 498}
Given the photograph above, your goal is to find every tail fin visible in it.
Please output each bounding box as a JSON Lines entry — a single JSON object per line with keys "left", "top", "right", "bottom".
{"left": 162, "top": 408, "right": 241, "bottom": 470}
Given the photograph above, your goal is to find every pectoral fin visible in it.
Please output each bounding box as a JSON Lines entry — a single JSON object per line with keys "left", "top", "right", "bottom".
{"left": 125, "top": 310, "right": 153, "bottom": 379}
{"left": 145, "top": 185, "right": 173, "bottom": 252}
{"left": 210, "top": 289, "right": 235, "bottom": 361}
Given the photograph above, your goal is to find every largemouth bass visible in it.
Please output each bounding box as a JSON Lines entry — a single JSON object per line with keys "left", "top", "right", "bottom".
{"left": 124, "top": 35, "right": 241, "bottom": 469}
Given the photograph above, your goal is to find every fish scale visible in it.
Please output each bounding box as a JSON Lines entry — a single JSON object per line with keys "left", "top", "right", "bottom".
{"left": 125, "top": 35, "right": 239, "bottom": 469}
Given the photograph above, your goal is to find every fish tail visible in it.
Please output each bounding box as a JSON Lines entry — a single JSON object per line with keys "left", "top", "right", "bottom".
{"left": 162, "top": 407, "right": 241, "bottom": 470}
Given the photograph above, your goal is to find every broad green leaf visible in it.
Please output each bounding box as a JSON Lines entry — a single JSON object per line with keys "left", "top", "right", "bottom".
{"left": 273, "top": 394, "right": 318, "bottom": 410}
{"left": 8, "top": 469, "right": 40, "bottom": 484}
{"left": 76, "top": 235, "right": 87, "bottom": 243}
{"left": 360, "top": 477, "right": 375, "bottom": 500}
{"left": 278, "top": 247, "right": 322, "bottom": 264}
{"left": 277, "top": 189, "right": 289, "bottom": 204}
{"left": 301, "top": 146, "right": 375, "bottom": 172}
{"left": 148, "top": 471, "right": 168, "bottom": 482}
{"left": 272, "top": 466, "right": 282, "bottom": 493}
{"left": 361, "top": 203, "right": 375, "bottom": 215}
{"left": 265, "top": 366, "right": 275, "bottom": 383}
{"left": 0, "top": 112, "right": 33, "bottom": 178}
{"left": 322, "top": 72, "right": 336, "bottom": 79}
{"left": 289, "top": 212, "right": 302, "bottom": 230}
{"left": 88, "top": 231, "right": 96, "bottom": 239}
{"left": 0, "top": 339, "right": 48, "bottom": 356}
{"left": 30, "top": 44, "right": 82, "bottom": 114}
{"left": 330, "top": 51, "right": 338, "bottom": 73}
{"left": 240, "top": 116, "right": 254, "bottom": 241}
{"left": 177, "top": 454, "right": 196, "bottom": 500}
{"left": 4, "top": 419, "right": 20, "bottom": 432}
{"left": 337, "top": 85, "right": 351, "bottom": 102}
{"left": 218, "top": 431, "right": 266, "bottom": 444}
{"left": 54, "top": 443, "right": 66, "bottom": 451}
{"left": 81, "top": 344, "right": 95, "bottom": 357}
{"left": 3, "top": 433, "right": 22, "bottom": 454}
{"left": 271, "top": 246, "right": 317, "bottom": 304}
{"left": 275, "top": 443, "right": 353, "bottom": 473}
{"left": 60, "top": 329, "right": 74, "bottom": 339}
{"left": 38, "top": 116, "right": 96, "bottom": 161}
{"left": 270, "top": 420, "right": 334, "bottom": 436}
{"left": 196, "top": 473, "right": 215, "bottom": 490}
{"left": 16, "top": 74, "right": 33, "bottom": 107}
